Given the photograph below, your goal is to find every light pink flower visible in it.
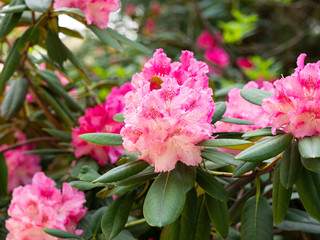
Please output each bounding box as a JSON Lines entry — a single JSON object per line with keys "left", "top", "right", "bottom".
{"left": 72, "top": 83, "right": 132, "bottom": 165}
{"left": 54, "top": 0, "right": 120, "bottom": 29}
{"left": 121, "top": 49, "right": 215, "bottom": 172}
{"left": 262, "top": 53, "right": 320, "bottom": 138}
{"left": 125, "top": 3, "right": 135, "bottom": 16}
{"left": 196, "top": 30, "right": 223, "bottom": 50}
{"left": 5, "top": 172, "right": 87, "bottom": 240}
{"left": 1, "top": 131, "right": 41, "bottom": 192}
{"left": 150, "top": 2, "right": 161, "bottom": 17}
{"left": 39, "top": 63, "right": 69, "bottom": 86}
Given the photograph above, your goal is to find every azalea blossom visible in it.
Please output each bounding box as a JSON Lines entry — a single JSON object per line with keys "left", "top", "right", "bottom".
{"left": 196, "top": 30, "right": 223, "bottom": 50}
{"left": 121, "top": 49, "right": 215, "bottom": 172}
{"left": 5, "top": 172, "right": 87, "bottom": 240}
{"left": 72, "top": 83, "right": 132, "bottom": 165}
{"left": 53, "top": 0, "right": 120, "bottom": 29}
{"left": 262, "top": 53, "right": 320, "bottom": 138}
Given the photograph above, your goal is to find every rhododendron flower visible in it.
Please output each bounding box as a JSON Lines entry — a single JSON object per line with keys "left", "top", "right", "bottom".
{"left": 5, "top": 172, "right": 87, "bottom": 240}
{"left": 237, "top": 57, "right": 253, "bottom": 69}
{"left": 262, "top": 53, "right": 320, "bottom": 138}
{"left": 215, "top": 81, "right": 274, "bottom": 133}
{"left": 196, "top": 30, "right": 223, "bottom": 50}
{"left": 39, "top": 63, "right": 69, "bottom": 86}
{"left": 205, "top": 48, "right": 230, "bottom": 68}
{"left": 1, "top": 131, "right": 41, "bottom": 192}
{"left": 143, "top": 18, "right": 156, "bottom": 35}
{"left": 125, "top": 3, "right": 135, "bottom": 16}
{"left": 121, "top": 49, "right": 215, "bottom": 172}
{"left": 53, "top": 0, "right": 120, "bottom": 29}
{"left": 72, "top": 83, "right": 132, "bottom": 165}
{"left": 150, "top": 2, "right": 161, "bottom": 17}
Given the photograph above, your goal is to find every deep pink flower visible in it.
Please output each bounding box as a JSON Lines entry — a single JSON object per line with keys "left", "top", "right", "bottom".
{"left": 54, "top": 0, "right": 120, "bottom": 29}
{"left": 5, "top": 172, "right": 87, "bottom": 240}
{"left": 237, "top": 57, "right": 253, "bottom": 69}
{"left": 205, "top": 48, "right": 229, "bottom": 68}
{"left": 121, "top": 49, "right": 215, "bottom": 172}
{"left": 1, "top": 131, "right": 41, "bottom": 192}
{"left": 72, "top": 83, "right": 132, "bottom": 165}
{"left": 196, "top": 30, "right": 223, "bottom": 50}
{"left": 262, "top": 53, "right": 320, "bottom": 138}
{"left": 143, "top": 18, "right": 157, "bottom": 35}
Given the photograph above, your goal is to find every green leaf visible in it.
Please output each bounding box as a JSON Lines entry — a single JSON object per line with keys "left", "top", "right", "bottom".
{"left": 89, "top": 25, "right": 123, "bottom": 52}
{"left": 196, "top": 168, "right": 228, "bottom": 202}
{"left": 113, "top": 113, "right": 125, "bottom": 123}
{"left": 59, "top": 27, "right": 83, "bottom": 39}
{"left": 116, "top": 170, "right": 158, "bottom": 186}
{"left": 242, "top": 127, "right": 284, "bottom": 139}
{"left": 197, "top": 138, "right": 253, "bottom": 150}
{"left": 69, "top": 181, "right": 105, "bottom": 191}
{"left": 42, "top": 128, "right": 72, "bottom": 141}
{"left": 280, "top": 140, "right": 302, "bottom": 188}
{"left": 219, "top": 117, "right": 254, "bottom": 125}
{"left": 0, "top": 39, "right": 22, "bottom": 94}
{"left": 175, "top": 162, "right": 196, "bottom": 193}
{"left": 241, "top": 196, "right": 273, "bottom": 240}
{"left": 112, "top": 230, "right": 136, "bottom": 240}
{"left": 233, "top": 161, "right": 259, "bottom": 177}
{"left": 25, "top": 0, "right": 52, "bottom": 12}
{"left": 211, "top": 101, "right": 226, "bottom": 124}
{"left": 24, "top": 149, "right": 71, "bottom": 155}
{"left": 273, "top": 161, "right": 292, "bottom": 226}
{"left": 0, "top": 154, "right": 8, "bottom": 197}
{"left": 295, "top": 167, "right": 320, "bottom": 221}
{"left": 1, "top": 78, "right": 28, "bottom": 120}
{"left": 91, "top": 207, "right": 107, "bottom": 236}
{"left": 214, "top": 83, "right": 244, "bottom": 98}
{"left": 101, "top": 190, "right": 137, "bottom": 240}
{"left": 46, "top": 29, "right": 67, "bottom": 67}
{"left": 298, "top": 135, "right": 320, "bottom": 158}
{"left": 0, "top": 0, "right": 24, "bottom": 39}
{"left": 78, "top": 165, "right": 101, "bottom": 181}
{"left": 143, "top": 170, "right": 186, "bottom": 227}
{"left": 205, "top": 194, "right": 229, "bottom": 238}
{"left": 201, "top": 147, "right": 238, "bottom": 167}
{"left": 240, "top": 88, "right": 273, "bottom": 106}
{"left": 17, "top": 25, "right": 40, "bottom": 54}
{"left": 79, "top": 133, "right": 123, "bottom": 146}
{"left": 94, "top": 160, "right": 149, "bottom": 183}
{"left": 235, "top": 134, "right": 293, "bottom": 162}
{"left": 194, "top": 195, "right": 211, "bottom": 240}
{"left": 106, "top": 28, "right": 150, "bottom": 53}
{"left": 0, "top": 4, "right": 27, "bottom": 14}
{"left": 301, "top": 157, "right": 320, "bottom": 173}
{"left": 43, "top": 229, "right": 81, "bottom": 239}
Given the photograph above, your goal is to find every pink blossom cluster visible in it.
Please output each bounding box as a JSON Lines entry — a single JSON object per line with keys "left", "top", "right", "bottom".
{"left": 197, "top": 30, "right": 229, "bottom": 74}
{"left": 143, "top": 2, "right": 162, "bottom": 36}
{"left": 54, "top": 0, "right": 120, "bottom": 29}
{"left": 121, "top": 49, "right": 215, "bottom": 172}
{"left": 262, "top": 53, "right": 320, "bottom": 138}
{"left": 2, "top": 131, "right": 41, "bottom": 192}
{"left": 72, "top": 83, "right": 132, "bottom": 165}
{"left": 237, "top": 57, "right": 253, "bottom": 69}
{"left": 215, "top": 81, "right": 274, "bottom": 132}
{"left": 6, "top": 172, "right": 87, "bottom": 240}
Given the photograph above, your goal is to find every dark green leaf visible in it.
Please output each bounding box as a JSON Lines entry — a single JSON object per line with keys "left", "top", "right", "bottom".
{"left": 211, "top": 101, "right": 226, "bottom": 124}
{"left": 43, "top": 229, "right": 81, "bottom": 239}
{"left": 1, "top": 78, "right": 28, "bottom": 120}
{"left": 94, "top": 160, "right": 149, "bottom": 183}
{"left": 175, "top": 162, "right": 196, "bottom": 193}
{"left": 0, "top": 0, "right": 24, "bottom": 39}
{"left": 78, "top": 165, "right": 101, "bottom": 181}
{"left": 242, "top": 127, "right": 284, "bottom": 139}
{"left": 102, "top": 190, "right": 137, "bottom": 240}
{"left": 143, "top": 170, "right": 186, "bottom": 227}
{"left": 197, "top": 138, "right": 253, "bottom": 150}
{"left": 235, "top": 134, "right": 293, "bottom": 162}
{"left": 241, "top": 196, "right": 273, "bottom": 240}
{"left": 89, "top": 25, "right": 123, "bottom": 52}
{"left": 24, "top": 149, "right": 72, "bottom": 155}
{"left": 0, "top": 154, "right": 8, "bottom": 197}
{"left": 91, "top": 207, "right": 107, "bottom": 236}
{"left": 298, "top": 135, "right": 320, "bottom": 158}
{"left": 233, "top": 161, "right": 259, "bottom": 177}
{"left": 196, "top": 168, "right": 228, "bottom": 202}
{"left": 17, "top": 25, "right": 40, "bottom": 54}
{"left": 214, "top": 83, "right": 244, "bottom": 98}
{"left": 113, "top": 113, "right": 125, "bottom": 123}
{"left": 79, "top": 133, "right": 123, "bottom": 146}
{"left": 0, "top": 4, "right": 27, "bottom": 14}
{"left": 301, "top": 157, "right": 320, "bottom": 173}
{"left": 25, "top": 0, "right": 52, "bottom": 12}
{"left": 280, "top": 140, "right": 302, "bottom": 188}
{"left": 240, "top": 88, "right": 273, "bottom": 106}
{"left": 201, "top": 147, "right": 238, "bottom": 167}
{"left": 112, "top": 230, "right": 136, "bottom": 240}
{"left": 46, "top": 29, "right": 67, "bottom": 67}
{"left": 194, "top": 195, "right": 211, "bottom": 240}
{"left": 59, "top": 27, "right": 83, "bottom": 39}
{"left": 42, "top": 128, "right": 72, "bottom": 141}
{"left": 219, "top": 117, "right": 254, "bottom": 125}
{"left": 69, "top": 181, "right": 105, "bottom": 191}
{"left": 206, "top": 194, "right": 229, "bottom": 238}
{"left": 116, "top": 170, "right": 158, "bottom": 186}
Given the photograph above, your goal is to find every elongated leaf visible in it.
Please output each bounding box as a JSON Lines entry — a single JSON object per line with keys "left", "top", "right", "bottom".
{"left": 242, "top": 127, "right": 284, "bottom": 138}
{"left": 113, "top": 113, "right": 125, "bottom": 123}
{"left": 295, "top": 167, "right": 320, "bottom": 221}
{"left": 206, "top": 194, "right": 229, "bottom": 238}
{"left": 0, "top": 154, "right": 8, "bottom": 197}
{"left": 0, "top": 0, "right": 24, "bottom": 39}
{"left": 0, "top": 39, "right": 22, "bottom": 94}
{"left": 201, "top": 147, "right": 238, "bottom": 167}
{"left": 273, "top": 161, "right": 292, "bottom": 226}
{"left": 175, "top": 162, "right": 196, "bottom": 193}
{"left": 240, "top": 88, "right": 273, "bottom": 106}
{"left": 197, "top": 138, "right": 253, "bottom": 150}
{"left": 94, "top": 160, "right": 149, "bottom": 183}
{"left": 46, "top": 29, "right": 67, "bottom": 67}
{"left": 17, "top": 25, "right": 40, "bottom": 54}
{"left": 89, "top": 25, "right": 123, "bottom": 52}
{"left": 280, "top": 140, "right": 302, "bottom": 188}
{"left": 194, "top": 195, "right": 211, "bottom": 240}
{"left": 69, "top": 181, "right": 105, "bottom": 191}
{"left": 1, "top": 78, "right": 28, "bottom": 119}
{"left": 116, "top": 170, "right": 158, "bottom": 186}
{"left": 0, "top": 4, "right": 27, "bottom": 14}
{"left": 196, "top": 168, "right": 228, "bottom": 202}
{"left": 101, "top": 190, "right": 137, "bottom": 240}
{"left": 219, "top": 117, "right": 254, "bottom": 125}
{"left": 233, "top": 161, "right": 259, "bottom": 177}
{"left": 79, "top": 133, "right": 123, "bottom": 146}
{"left": 301, "top": 157, "right": 320, "bottom": 173}
{"left": 43, "top": 229, "right": 81, "bottom": 239}
{"left": 78, "top": 165, "right": 101, "bottom": 181}
{"left": 143, "top": 170, "right": 186, "bottom": 227}
{"left": 235, "top": 134, "right": 293, "bottom": 162}
{"left": 241, "top": 196, "right": 273, "bottom": 240}
{"left": 42, "top": 128, "right": 71, "bottom": 141}
{"left": 106, "top": 28, "right": 150, "bottom": 53}
{"left": 298, "top": 135, "right": 320, "bottom": 158}
{"left": 59, "top": 27, "right": 83, "bottom": 39}
{"left": 215, "top": 83, "right": 244, "bottom": 98}
{"left": 91, "top": 207, "right": 107, "bottom": 237}
{"left": 24, "top": 149, "right": 71, "bottom": 155}
{"left": 25, "top": 0, "right": 52, "bottom": 12}
{"left": 211, "top": 101, "right": 226, "bottom": 124}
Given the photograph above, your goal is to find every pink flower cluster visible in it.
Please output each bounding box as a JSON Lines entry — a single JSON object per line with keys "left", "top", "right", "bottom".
{"left": 2, "top": 131, "right": 41, "bottom": 192}
{"left": 6, "top": 172, "right": 87, "bottom": 240}
{"left": 54, "top": 0, "right": 120, "bottom": 29}
{"left": 197, "top": 30, "right": 229, "bottom": 74}
{"left": 215, "top": 81, "right": 274, "bottom": 132}
{"left": 262, "top": 53, "right": 320, "bottom": 138}
{"left": 121, "top": 49, "right": 215, "bottom": 172}
{"left": 72, "top": 83, "right": 132, "bottom": 165}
